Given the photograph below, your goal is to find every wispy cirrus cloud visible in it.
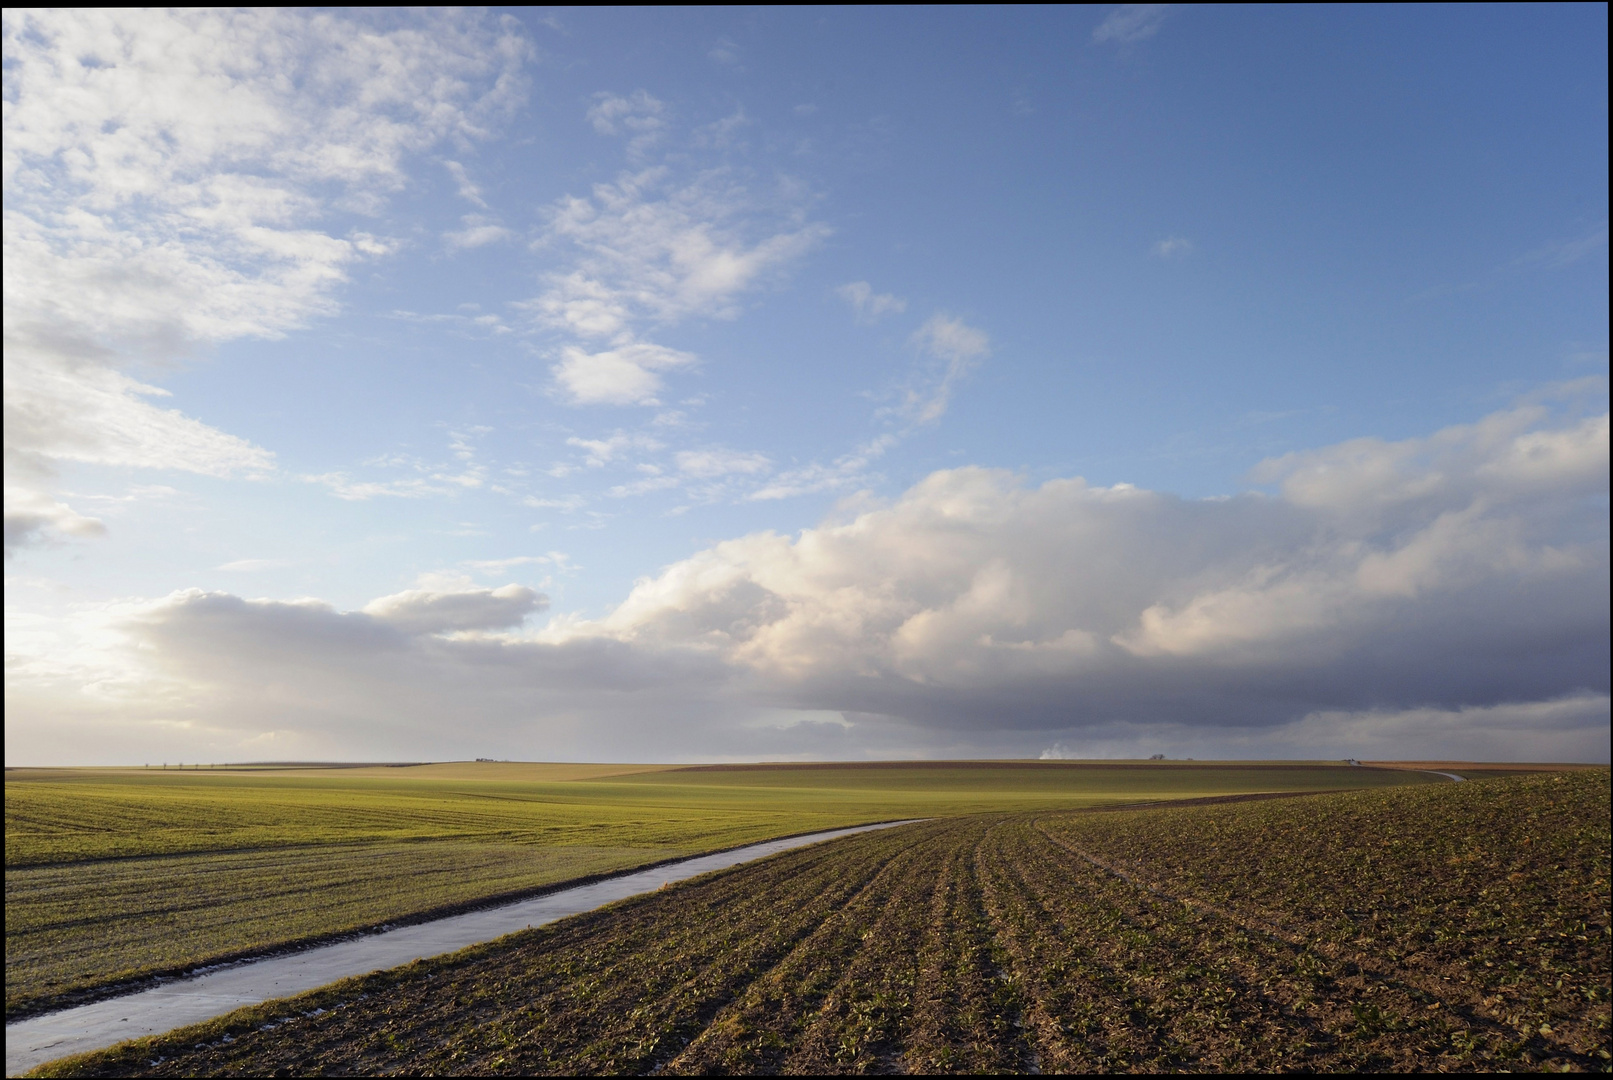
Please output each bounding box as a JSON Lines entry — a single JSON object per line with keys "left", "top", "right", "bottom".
{"left": 742, "top": 311, "right": 990, "bottom": 503}
{"left": 903, "top": 313, "right": 991, "bottom": 424}
{"left": 304, "top": 430, "right": 493, "bottom": 501}
{"left": 836, "top": 281, "right": 906, "bottom": 323}
{"left": 676, "top": 447, "right": 771, "bottom": 479}
{"left": 527, "top": 113, "right": 830, "bottom": 408}
{"left": 586, "top": 90, "right": 669, "bottom": 160}
{"left": 1093, "top": 5, "right": 1171, "bottom": 45}
{"left": 1152, "top": 235, "right": 1193, "bottom": 259}
{"left": 445, "top": 216, "right": 513, "bottom": 250}
{"left": 1517, "top": 221, "right": 1607, "bottom": 270}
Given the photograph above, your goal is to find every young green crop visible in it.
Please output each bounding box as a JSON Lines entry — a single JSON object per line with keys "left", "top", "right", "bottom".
{"left": 32, "top": 770, "right": 1608, "bottom": 1076}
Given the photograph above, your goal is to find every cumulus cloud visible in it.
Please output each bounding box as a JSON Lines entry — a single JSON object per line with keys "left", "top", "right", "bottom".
{"left": 363, "top": 582, "right": 547, "bottom": 634}
{"left": 2, "top": 486, "right": 106, "bottom": 558}
{"left": 1093, "top": 5, "right": 1171, "bottom": 45}
{"left": 4, "top": 585, "right": 730, "bottom": 764}
{"left": 552, "top": 342, "right": 699, "bottom": 406}
{"left": 2, "top": 9, "right": 528, "bottom": 555}
{"left": 577, "top": 400, "right": 1608, "bottom": 751}
{"left": 836, "top": 281, "right": 906, "bottom": 322}
{"left": 7, "top": 399, "right": 1606, "bottom": 763}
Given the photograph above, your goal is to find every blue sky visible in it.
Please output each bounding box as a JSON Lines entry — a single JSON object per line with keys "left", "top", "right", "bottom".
{"left": 5, "top": 6, "right": 1608, "bottom": 764}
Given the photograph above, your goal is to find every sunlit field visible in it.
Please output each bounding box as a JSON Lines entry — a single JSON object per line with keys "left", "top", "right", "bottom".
{"left": 5, "top": 760, "right": 1430, "bottom": 1017}
{"left": 31, "top": 770, "right": 1608, "bottom": 1076}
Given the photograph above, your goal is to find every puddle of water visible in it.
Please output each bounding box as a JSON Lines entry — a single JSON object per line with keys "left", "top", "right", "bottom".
{"left": 6, "top": 821, "right": 918, "bottom": 1076}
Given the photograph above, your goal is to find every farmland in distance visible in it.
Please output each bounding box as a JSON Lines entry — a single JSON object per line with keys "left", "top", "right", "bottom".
{"left": 34, "top": 769, "right": 1608, "bottom": 1076}
{"left": 5, "top": 760, "right": 1426, "bottom": 1018}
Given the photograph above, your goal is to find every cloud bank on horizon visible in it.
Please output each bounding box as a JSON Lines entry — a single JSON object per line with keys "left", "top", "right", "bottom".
{"left": 4, "top": 8, "right": 1608, "bottom": 764}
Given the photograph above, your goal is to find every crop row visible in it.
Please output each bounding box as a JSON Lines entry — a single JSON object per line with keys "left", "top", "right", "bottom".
{"left": 37, "top": 771, "right": 1609, "bottom": 1076}
{"left": 1039, "top": 769, "right": 1611, "bottom": 1057}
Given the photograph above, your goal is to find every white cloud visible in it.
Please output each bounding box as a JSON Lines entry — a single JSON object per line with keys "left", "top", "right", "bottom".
{"left": 1152, "top": 235, "right": 1193, "bottom": 259}
{"left": 390, "top": 308, "right": 512, "bottom": 336}
{"left": 904, "top": 313, "right": 991, "bottom": 424}
{"left": 535, "top": 169, "right": 830, "bottom": 339}
{"left": 586, "top": 90, "right": 667, "bottom": 158}
{"left": 2, "top": 9, "right": 529, "bottom": 555}
{"left": 573, "top": 400, "right": 1608, "bottom": 746}
{"left": 363, "top": 582, "right": 547, "bottom": 634}
{"left": 552, "top": 342, "right": 699, "bottom": 406}
{"left": 587, "top": 90, "right": 666, "bottom": 136}
{"left": 748, "top": 434, "right": 897, "bottom": 501}
{"left": 565, "top": 432, "right": 664, "bottom": 467}
{"left": 4, "top": 585, "right": 746, "bottom": 764}
{"left": 443, "top": 160, "right": 488, "bottom": 208}
{"left": 1093, "top": 5, "right": 1171, "bottom": 44}
{"left": 523, "top": 494, "right": 587, "bottom": 513}
{"left": 836, "top": 281, "right": 907, "bottom": 322}
{"left": 305, "top": 474, "right": 452, "bottom": 501}
{"left": 463, "top": 554, "right": 561, "bottom": 576}
{"left": 303, "top": 428, "right": 491, "bottom": 503}
{"left": 7, "top": 396, "right": 1604, "bottom": 764}
{"left": 676, "top": 448, "right": 772, "bottom": 478}
{"left": 305, "top": 453, "right": 487, "bottom": 502}
{"left": 528, "top": 163, "right": 830, "bottom": 408}
{"left": 743, "top": 308, "right": 986, "bottom": 501}
{"left": 3, "top": 486, "right": 106, "bottom": 558}
{"left": 695, "top": 109, "right": 751, "bottom": 150}
{"left": 445, "top": 215, "right": 513, "bottom": 250}
{"left": 608, "top": 475, "right": 683, "bottom": 498}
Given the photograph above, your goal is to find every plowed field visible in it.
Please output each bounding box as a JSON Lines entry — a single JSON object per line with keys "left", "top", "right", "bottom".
{"left": 38, "top": 769, "right": 1608, "bottom": 1076}
{"left": 6, "top": 760, "right": 1421, "bottom": 1018}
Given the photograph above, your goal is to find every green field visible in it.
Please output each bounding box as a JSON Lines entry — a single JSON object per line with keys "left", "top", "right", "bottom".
{"left": 5, "top": 760, "right": 1429, "bottom": 1017}
{"left": 36, "top": 770, "right": 1608, "bottom": 1076}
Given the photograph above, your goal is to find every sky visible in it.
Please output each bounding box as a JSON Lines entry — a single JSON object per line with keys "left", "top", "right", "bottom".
{"left": 4, "top": 5, "right": 1608, "bottom": 765}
